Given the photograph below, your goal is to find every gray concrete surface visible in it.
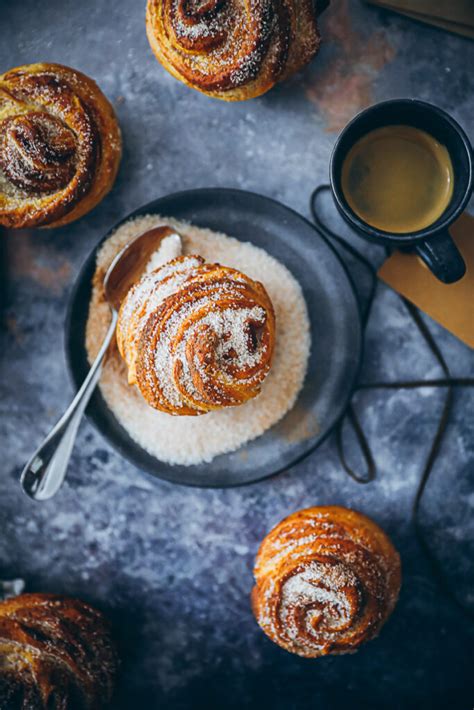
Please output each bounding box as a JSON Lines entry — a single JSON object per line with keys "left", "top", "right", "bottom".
{"left": 1, "top": 1, "right": 473, "bottom": 707}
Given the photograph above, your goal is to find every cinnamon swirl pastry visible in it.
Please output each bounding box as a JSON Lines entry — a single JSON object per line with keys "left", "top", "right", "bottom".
{"left": 117, "top": 253, "right": 276, "bottom": 414}
{"left": 0, "top": 63, "right": 121, "bottom": 228}
{"left": 146, "top": 0, "right": 327, "bottom": 100}
{"left": 0, "top": 593, "right": 118, "bottom": 709}
{"left": 252, "top": 506, "right": 401, "bottom": 657}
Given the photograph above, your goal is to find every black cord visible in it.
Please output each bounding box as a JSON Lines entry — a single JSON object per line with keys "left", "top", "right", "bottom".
{"left": 310, "top": 184, "right": 474, "bottom": 620}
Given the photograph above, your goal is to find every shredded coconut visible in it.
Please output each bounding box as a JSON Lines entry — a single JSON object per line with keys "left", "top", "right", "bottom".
{"left": 85, "top": 215, "right": 311, "bottom": 466}
{"left": 280, "top": 561, "right": 356, "bottom": 642}
{"left": 146, "top": 232, "right": 182, "bottom": 272}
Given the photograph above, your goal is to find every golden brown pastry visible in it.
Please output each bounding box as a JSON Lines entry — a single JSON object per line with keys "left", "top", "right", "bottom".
{"left": 252, "top": 506, "right": 401, "bottom": 657}
{"left": 146, "top": 0, "right": 326, "bottom": 101}
{"left": 0, "top": 63, "right": 121, "bottom": 229}
{"left": 0, "top": 593, "right": 118, "bottom": 709}
{"left": 117, "top": 253, "right": 276, "bottom": 414}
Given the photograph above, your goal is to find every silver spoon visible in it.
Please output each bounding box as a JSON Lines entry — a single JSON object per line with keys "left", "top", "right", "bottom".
{"left": 21, "top": 226, "right": 180, "bottom": 501}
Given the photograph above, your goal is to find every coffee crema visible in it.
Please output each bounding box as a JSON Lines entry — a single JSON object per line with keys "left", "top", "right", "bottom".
{"left": 341, "top": 125, "right": 454, "bottom": 234}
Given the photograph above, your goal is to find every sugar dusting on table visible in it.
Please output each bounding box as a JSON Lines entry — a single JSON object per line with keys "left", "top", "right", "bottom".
{"left": 85, "top": 215, "right": 311, "bottom": 466}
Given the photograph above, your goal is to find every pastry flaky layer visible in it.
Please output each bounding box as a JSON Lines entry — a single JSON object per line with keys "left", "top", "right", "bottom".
{"left": 146, "top": 0, "right": 324, "bottom": 101}
{"left": 117, "top": 253, "right": 276, "bottom": 415}
{"left": 252, "top": 506, "right": 401, "bottom": 658}
{"left": 0, "top": 63, "right": 122, "bottom": 229}
{"left": 0, "top": 593, "right": 118, "bottom": 709}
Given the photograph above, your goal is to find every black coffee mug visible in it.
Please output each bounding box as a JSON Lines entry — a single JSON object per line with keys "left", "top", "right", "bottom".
{"left": 330, "top": 99, "right": 473, "bottom": 284}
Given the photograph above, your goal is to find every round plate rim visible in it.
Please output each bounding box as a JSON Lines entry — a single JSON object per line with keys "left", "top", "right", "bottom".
{"left": 64, "top": 187, "right": 363, "bottom": 488}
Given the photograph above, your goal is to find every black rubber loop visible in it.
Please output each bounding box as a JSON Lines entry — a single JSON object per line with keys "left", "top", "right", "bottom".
{"left": 310, "top": 184, "right": 474, "bottom": 620}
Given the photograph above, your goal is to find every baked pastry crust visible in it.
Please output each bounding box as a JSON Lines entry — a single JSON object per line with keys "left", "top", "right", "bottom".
{"left": 117, "top": 253, "right": 276, "bottom": 414}
{"left": 252, "top": 506, "right": 401, "bottom": 657}
{"left": 0, "top": 62, "right": 121, "bottom": 229}
{"left": 0, "top": 593, "right": 118, "bottom": 709}
{"left": 146, "top": 0, "right": 324, "bottom": 100}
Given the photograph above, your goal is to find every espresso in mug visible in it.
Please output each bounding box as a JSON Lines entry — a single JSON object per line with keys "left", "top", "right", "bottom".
{"left": 341, "top": 125, "right": 454, "bottom": 233}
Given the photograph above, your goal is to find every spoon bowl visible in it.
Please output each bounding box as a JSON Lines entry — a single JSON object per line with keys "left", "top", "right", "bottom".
{"left": 104, "top": 225, "right": 178, "bottom": 310}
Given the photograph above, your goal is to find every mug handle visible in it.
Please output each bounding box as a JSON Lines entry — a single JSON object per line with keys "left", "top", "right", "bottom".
{"left": 415, "top": 230, "right": 466, "bottom": 284}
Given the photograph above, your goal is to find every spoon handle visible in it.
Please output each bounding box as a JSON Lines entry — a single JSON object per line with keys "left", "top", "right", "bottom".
{"left": 21, "top": 311, "right": 118, "bottom": 501}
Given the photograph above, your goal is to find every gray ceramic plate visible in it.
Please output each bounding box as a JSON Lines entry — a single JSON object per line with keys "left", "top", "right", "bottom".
{"left": 65, "top": 188, "right": 362, "bottom": 487}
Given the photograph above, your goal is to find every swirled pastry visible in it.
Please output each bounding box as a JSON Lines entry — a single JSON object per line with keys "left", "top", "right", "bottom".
{"left": 146, "top": 0, "right": 326, "bottom": 100}
{"left": 0, "top": 63, "right": 121, "bottom": 229}
{"left": 0, "top": 593, "right": 118, "bottom": 709}
{"left": 252, "top": 506, "right": 401, "bottom": 657}
{"left": 117, "top": 253, "right": 276, "bottom": 414}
